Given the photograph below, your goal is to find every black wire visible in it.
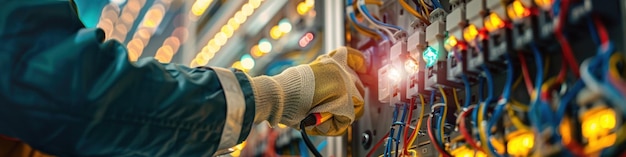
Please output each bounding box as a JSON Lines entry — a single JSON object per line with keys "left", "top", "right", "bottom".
{"left": 300, "top": 115, "right": 322, "bottom": 157}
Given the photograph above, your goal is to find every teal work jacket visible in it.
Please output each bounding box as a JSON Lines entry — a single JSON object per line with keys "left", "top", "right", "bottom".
{"left": 0, "top": 1, "right": 255, "bottom": 156}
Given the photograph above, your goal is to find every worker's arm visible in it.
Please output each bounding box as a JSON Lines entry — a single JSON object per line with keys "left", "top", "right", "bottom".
{"left": 0, "top": 2, "right": 254, "bottom": 156}
{"left": 0, "top": 1, "right": 366, "bottom": 156}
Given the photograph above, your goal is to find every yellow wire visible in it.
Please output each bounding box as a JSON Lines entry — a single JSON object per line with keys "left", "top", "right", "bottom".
{"left": 510, "top": 100, "right": 529, "bottom": 111}
{"left": 438, "top": 86, "right": 448, "bottom": 151}
{"left": 379, "top": 149, "right": 417, "bottom": 157}
{"left": 365, "top": 0, "right": 383, "bottom": 5}
{"left": 406, "top": 94, "right": 426, "bottom": 152}
{"left": 512, "top": 74, "right": 522, "bottom": 90}
{"left": 452, "top": 88, "right": 461, "bottom": 114}
{"left": 609, "top": 53, "right": 626, "bottom": 79}
{"left": 507, "top": 103, "right": 530, "bottom": 131}
{"left": 349, "top": 20, "right": 381, "bottom": 40}
{"left": 477, "top": 102, "right": 493, "bottom": 156}
{"left": 399, "top": 0, "right": 430, "bottom": 24}
{"left": 419, "top": 0, "right": 431, "bottom": 18}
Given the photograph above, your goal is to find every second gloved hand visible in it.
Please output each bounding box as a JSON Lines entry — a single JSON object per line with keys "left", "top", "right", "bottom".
{"left": 250, "top": 47, "right": 366, "bottom": 136}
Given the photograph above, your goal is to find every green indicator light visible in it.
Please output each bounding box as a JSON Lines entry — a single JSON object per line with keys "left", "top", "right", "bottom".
{"left": 423, "top": 46, "right": 438, "bottom": 68}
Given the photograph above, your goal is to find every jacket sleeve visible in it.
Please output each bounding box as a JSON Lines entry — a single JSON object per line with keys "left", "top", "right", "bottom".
{"left": 0, "top": 1, "right": 255, "bottom": 156}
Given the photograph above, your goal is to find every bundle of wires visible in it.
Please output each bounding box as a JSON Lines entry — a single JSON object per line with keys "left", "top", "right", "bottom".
{"left": 427, "top": 91, "right": 452, "bottom": 157}
{"left": 477, "top": 64, "right": 497, "bottom": 157}
{"left": 346, "top": 0, "right": 387, "bottom": 41}
{"left": 353, "top": 0, "right": 404, "bottom": 43}
{"left": 399, "top": 0, "right": 430, "bottom": 24}
{"left": 403, "top": 95, "right": 427, "bottom": 156}
{"left": 483, "top": 53, "right": 515, "bottom": 157}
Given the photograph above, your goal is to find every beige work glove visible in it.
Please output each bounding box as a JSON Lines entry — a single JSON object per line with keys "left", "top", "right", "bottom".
{"left": 250, "top": 47, "right": 366, "bottom": 136}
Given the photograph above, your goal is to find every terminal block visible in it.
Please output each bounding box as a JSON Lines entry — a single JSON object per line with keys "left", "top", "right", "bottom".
{"left": 406, "top": 25, "right": 430, "bottom": 97}
{"left": 463, "top": 0, "right": 488, "bottom": 73}
{"left": 509, "top": 0, "right": 538, "bottom": 50}
{"left": 425, "top": 19, "right": 463, "bottom": 89}
{"left": 445, "top": 2, "right": 472, "bottom": 80}
{"left": 389, "top": 41, "right": 408, "bottom": 105}
{"left": 484, "top": 0, "right": 512, "bottom": 64}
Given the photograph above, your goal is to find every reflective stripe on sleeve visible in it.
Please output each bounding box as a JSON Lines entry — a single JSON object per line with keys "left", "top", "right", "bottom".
{"left": 211, "top": 67, "right": 246, "bottom": 149}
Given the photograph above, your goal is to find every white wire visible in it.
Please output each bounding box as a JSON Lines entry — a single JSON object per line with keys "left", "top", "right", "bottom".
{"left": 430, "top": 103, "right": 446, "bottom": 111}
{"left": 579, "top": 57, "right": 626, "bottom": 108}
{"left": 579, "top": 58, "right": 603, "bottom": 94}
{"left": 356, "top": 0, "right": 397, "bottom": 43}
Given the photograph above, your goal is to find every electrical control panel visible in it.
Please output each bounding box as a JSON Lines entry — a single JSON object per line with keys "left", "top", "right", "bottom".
{"left": 347, "top": 0, "right": 626, "bottom": 156}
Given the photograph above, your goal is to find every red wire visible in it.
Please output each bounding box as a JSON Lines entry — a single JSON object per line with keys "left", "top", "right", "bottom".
{"left": 554, "top": 0, "right": 581, "bottom": 78}
{"left": 0, "top": 135, "right": 19, "bottom": 141}
{"left": 427, "top": 115, "right": 451, "bottom": 157}
{"left": 402, "top": 98, "right": 416, "bottom": 155}
{"left": 458, "top": 108, "right": 484, "bottom": 153}
{"left": 366, "top": 131, "right": 391, "bottom": 157}
{"left": 592, "top": 17, "right": 610, "bottom": 46}
{"left": 518, "top": 53, "right": 535, "bottom": 95}
{"left": 563, "top": 140, "right": 587, "bottom": 156}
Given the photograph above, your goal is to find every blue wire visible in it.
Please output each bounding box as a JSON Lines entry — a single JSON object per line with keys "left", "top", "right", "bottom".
{"left": 528, "top": 43, "right": 550, "bottom": 137}
{"left": 299, "top": 140, "right": 310, "bottom": 157}
{"left": 587, "top": 18, "right": 601, "bottom": 46}
{"left": 485, "top": 54, "right": 514, "bottom": 157}
{"left": 430, "top": 91, "right": 446, "bottom": 152}
{"left": 431, "top": 0, "right": 443, "bottom": 9}
{"left": 348, "top": 12, "right": 389, "bottom": 41}
{"left": 386, "top": 105, "right": 400, "bottom": 157}
{"left": 393, "top": 104, "right": 409, "bottom": 157}
{"left": 346, "top": 0, "right": 389, "bottom": 41}
{"left": 481, "top": 65, "right": 495, "bottom": 103}
{"left": 436, "top": 109, "right": 443, "bottom": 147}
{"left": 480, "top": 64, "right": 500, "bottom": 156}
{"left": 462, "top": 75, "right": 472, "bottom": 108}
{"left": 553, "top": 0, "right": 562, "bottom": 16}
{"left": 472, "top": 77, "right": 484, "bottom": 141}
{"left": 358, "top": 4, "right": 405, "bottom": 31}
{"left": 478, "top": 76, "right": 485, "bottom": 101}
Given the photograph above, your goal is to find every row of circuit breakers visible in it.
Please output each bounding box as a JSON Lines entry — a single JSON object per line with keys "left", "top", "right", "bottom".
{"left": 348, "top": 0, "right": 626, "bottom": 156}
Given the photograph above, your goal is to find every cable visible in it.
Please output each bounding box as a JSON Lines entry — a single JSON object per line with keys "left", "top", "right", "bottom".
{"left": 458, "top": 106, "right": 484, "bottom": 152}
{"left": 607, "top": 53, "right": 626, "bottom": 97}
{"left": 355, "top": 0, "right": 403, "bottom": 44}
{"left": 452, "top": 88, "right": 461, "bottom": 114}
{"left": 357, "top": 0, "right": 403, "bottom": 31}
{"left": 427, "top": 113, "right": 452, "bottom": 157}
{"left": 418, "top": 0, "right": 431, "bottom": 20}
{"left": 484, "top": 54, "right": 514, "bottom": 157}
{"left": 393, "top": 104, "right": 409, "bottom": 157}
{"left": 399, "top": 0, "right": 430, "bottom": 24}
{"left": 478, "top": 64, "right": 498, "bottom": 156}
{"left": 530, "top": 44, "right": 544, "bottom": 102}
{"left": 385, "top": 105, "right": 400, "bottom": 157}
{"left": 402, "top": 98, "right": 415, "bottom": 156}
{"left": 346, "top": 1, "right": 387, "bottom": 41}
{"left": 472, "top": 77, "right": 484, "bottom": 147}
{"left": 518, "top": 53, "right": 534, "bottom": 95}
{"left": 365, "top": 0, "right": 383, "bottom": 5}
{"left": 554, "top": 0, "right": 581, "bottom": 78}
{"left": 461, "top": 75, "right": 471, "bottom": 108}
{"left": 438, "top": 87, "right": 449, "bottom": 146}
{"left": 406, "top": 95, "right": 426, "bottom": 154}
{"left": 300, "top": 116, "right": 323, "bottom": 157}
{"left": 507, "top": 104, "right": 530, "bottom": 131}
{"left": 431, "top": 0, "right": 443, "bottom": 9}
{"left": 367, "top": 131, "right": 391, "bottom": 157}
{"left": 592, "top": 17, "right": 610, "bottom": 46}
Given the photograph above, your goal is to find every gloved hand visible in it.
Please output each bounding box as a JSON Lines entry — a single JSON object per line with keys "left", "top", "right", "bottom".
{"left": 250, "top": 46, "right": 366, "bottom": 136}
